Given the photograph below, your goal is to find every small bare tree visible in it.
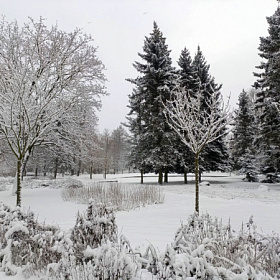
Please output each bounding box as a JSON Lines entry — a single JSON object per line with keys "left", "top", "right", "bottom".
{"left": 164, "top": 86, "right": 230, "bottom": 214}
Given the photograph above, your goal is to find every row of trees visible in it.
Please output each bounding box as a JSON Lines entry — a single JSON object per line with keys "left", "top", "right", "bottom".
{"left": 0, "top": 125, "right": 129, "bottom": 179}
{"left": 231, "top": 5, "right": 280, "bottom": 183}
{"left": 126, "top": 22, "right": 229, "bottom": 186}
{"left": 0, "top": 18, "right": 131, "bottom": 206}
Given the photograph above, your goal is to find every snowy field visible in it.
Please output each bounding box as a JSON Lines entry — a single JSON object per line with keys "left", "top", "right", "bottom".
{"left": 1, "top": 172, "right": 280, "bottom": 279}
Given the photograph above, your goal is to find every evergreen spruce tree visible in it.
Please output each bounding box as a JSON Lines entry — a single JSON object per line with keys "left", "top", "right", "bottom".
{"left": 254, "top": 6, "right": 280, "bottom": 181}
{"left": 174, "top": 47, "right": 196, "bottom": 181}
{"left": 231, "top": 90, "right": 258, "bottom": 181}
{"left": 126, "top": 22, "right": 177, "bottom": 184}
{"left": 191, "top": 47, "right": 229, "bottom": 175}
{"left": 126, "top": 86, "right": 153, "bottom": 183}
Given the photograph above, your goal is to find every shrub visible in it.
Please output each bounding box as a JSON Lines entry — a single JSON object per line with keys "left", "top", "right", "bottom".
{"left": 61, "top": 182, "right": 165, "bottom": 211}
{"left": 0, "top": 201, "right": 279, "bottom": 279}
{"left": 0, "top": 177, "right": 14, "bottom": 191}
{"left": 70, "top": 199, "right": 118, "bottom": 262}
{"left": 0, "top": 202, "right": 62, "bottom": 276}
{"left": 138, "top": 213, "right": 279, "bottom": 279}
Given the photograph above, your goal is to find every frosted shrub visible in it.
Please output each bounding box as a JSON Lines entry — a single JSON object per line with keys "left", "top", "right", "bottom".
{"left": 139, "top": 213, "right": 279, "bottom": 279}
{"left": 0, "top": 202, "right": 61, "bottom": 276}
{"left": 70, "top": 199, "right": 118, "bottom": 262}
{"left": 61, "top": 182, "right": 165, "bottom": 211}
{"left": 0, "top": 177, "right": 14, "bottom": 191}
{"left": 22, "top": 177, "right": 84, "bottom": 189}
{"left": 69, "top": 241, "right": 137, "bottom": 280}
{"left": 1, "top": 201, "right": 279, "bottom": 279}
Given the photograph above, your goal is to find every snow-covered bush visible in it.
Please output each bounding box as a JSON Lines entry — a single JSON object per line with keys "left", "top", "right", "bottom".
{"left": 70, "top": 199, "right": 118, "bottom": 262}
{"left": 0, "top": 202, "right": 62, "bottom": 276}
{"left": 22, "top": 177, "right": 84, "bottom": 189}
{"left": 0, "top": 177, "right": 14, "bottom": 191}
{"left": 0, "top": 201, "right": 138, "bottom": 279}
{"left": 1, "top": 201, "right": 279, "bottom": 279}
{"left": 61, "top": 182, "right": 165, "bottom": 211}
{"left": 138, "top": 213, "right": 279, "bottom": 279}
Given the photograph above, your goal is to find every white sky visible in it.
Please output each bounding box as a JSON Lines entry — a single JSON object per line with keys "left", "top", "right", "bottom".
{"left": 1, "top": 0, "right": 278, "bottom": 131}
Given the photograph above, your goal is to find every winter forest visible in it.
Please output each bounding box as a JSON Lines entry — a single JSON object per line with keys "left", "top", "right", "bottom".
{"left": 1, "top": 3, "right": 280, "bottom": 280}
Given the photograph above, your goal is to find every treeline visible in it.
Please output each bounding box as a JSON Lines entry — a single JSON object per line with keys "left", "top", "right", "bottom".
{"left": 0, "top": 125, "right": 130, "bottom": 179}
{"left": 126, "top": 5, "right": 280, "bottom": 184}
{"left": 230, "top": 6, "right": 280, "bottom": 183}
{"left": 125, "top": 22, "right": 229, "bottom": 184}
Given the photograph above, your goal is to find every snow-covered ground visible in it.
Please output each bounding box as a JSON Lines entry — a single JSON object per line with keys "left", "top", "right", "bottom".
{"left": 1, "top": 172, "right": 280, "bottom": 279}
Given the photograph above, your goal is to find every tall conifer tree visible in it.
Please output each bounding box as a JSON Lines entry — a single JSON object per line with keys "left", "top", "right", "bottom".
{"left": 191, "top": 47, "right": 229, "bottom": 174}
{"left": 126, "top": 22, "right": 177, "bottom": 184}
{"left": 232, "top": 90, "right": 258, "bottom": 181}
{"left": 174, "top": 47, "right": 196, "bottom": 179}
{"left": 254, "top": 6, "right": 280, "bottom": 179}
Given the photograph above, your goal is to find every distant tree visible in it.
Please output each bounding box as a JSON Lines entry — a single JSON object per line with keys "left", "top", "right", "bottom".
{"left": 127, "top": 22, "right": 177, "bottom": 184}
{"left": 254, "top": 6, "right": 280, "bottom": 180}
{"left": 164, "top": 87, "right": 230, "bottom": 214}
{"left": 111, "top": 126, "right": 130, "bottom": 174}
{"left": 100, "top": 129, "right": 112, "bottom": 179}
{"left": 0, "top": 18, "right": 106, "bottom": 206}
{"left": 231, "top": 90, "right": 258, "bottom": 181}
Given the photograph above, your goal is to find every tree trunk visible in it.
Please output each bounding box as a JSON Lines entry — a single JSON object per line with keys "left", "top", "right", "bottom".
{"left": 140, "top": 169, "right": 144, "bottom": 184}
{"left": 43, "top": 161, "right": 47, "bottom": 176}
{"left": 158, "top": 167, "right": 163, "bottom": 185}
{"left": 164, "top": 168, "right": 168, "bottom": 183}
{"left": 90, "top": 165, "right": 93, "bottom": 179}
{"left": 184, "top": 167, "right": 188, "bottom": 184}
{"left": 76, "top": 160, "right": 81, "bottom": 176}
{"left": 199, "top": 170, "right": 202, "bottom": 183}
{"left": 21, "top": 152, "right": 30, "bottom": 180}
{"left": 195, "top": 154, "right": 199, "bottom": 214}
{"left": 16, "top": 159, "right": 22, "bottom": 207}
{"left": 54, "top": 157, "right": 58, "bottom": 179}
{"left": 35, "top": 166, "right": 38, "bottom": 178}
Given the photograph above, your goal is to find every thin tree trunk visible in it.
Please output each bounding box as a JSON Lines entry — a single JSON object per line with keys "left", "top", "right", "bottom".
{"left": 184, "top": 167, "right": 188, "bottom": 184}
{"left": 54, "top": 157, "right": 58, "bottom": 179}
{"left": 43, "top": 161, "right": 47, "bottom": 176}
{"left": 199, "top": 170, "right": 202, "bottom": 183}
{"left": 17, "top": 159, "right": 22, "bottom": 207}
{"left": 164, "top": 168, "right": 168, "bottom": 183}
{"left": 76, "top": 160, "right": 81, "bottom": 176}
{"left": 35, "top": 166, "right": 38, "bottom": 178}
{"left": 140, "top": 169, "right": 144, "bottom": 184}
{"left": 195, "top": 154, "right": 199, "bottom": 214}
{"left": 90, "top": 165, "right": 93, "bottom": 179}
{"left": 158, "top": 167, "right": 163, "bottom": 185}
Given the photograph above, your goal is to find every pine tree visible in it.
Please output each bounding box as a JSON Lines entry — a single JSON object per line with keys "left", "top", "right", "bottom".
{"left": 191, "top": 47, "right": 229, "bottom": 175}
{"left": 126, "top": 22, "right": 178, "bottom": 184}
{"left": 231, "top": 90, "right": 258, "bottom": 181}
{"left": 254, "top": 6, "right": 280, "bottom": 180}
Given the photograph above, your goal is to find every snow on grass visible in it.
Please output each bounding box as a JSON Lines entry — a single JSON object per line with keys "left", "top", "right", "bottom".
{"left": 0, "top": 172, "right": 280, "bottom": 279}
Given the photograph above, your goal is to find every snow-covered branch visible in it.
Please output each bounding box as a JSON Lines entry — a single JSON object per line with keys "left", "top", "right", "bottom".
{"left": 164, "top": 86, "right": 231, "bottom": 156}
{"left": 0, "top": 17, "right": 106, "bottom": 206}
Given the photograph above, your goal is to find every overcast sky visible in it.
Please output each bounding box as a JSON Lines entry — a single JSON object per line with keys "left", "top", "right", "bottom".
{"left": 1, "top": 0, "right": 278, "bottom": 131}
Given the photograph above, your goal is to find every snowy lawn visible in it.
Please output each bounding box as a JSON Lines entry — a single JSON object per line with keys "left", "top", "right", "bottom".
{"left": 0, "top": 172, "right": 280, "bottom": 279}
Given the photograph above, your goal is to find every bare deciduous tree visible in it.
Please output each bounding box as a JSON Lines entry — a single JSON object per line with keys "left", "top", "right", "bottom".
{"left": 0, "top": 18, "right": 106, "bottom": 206}
{"left": 164, "top": 86, "right": 230, "bottom": 214}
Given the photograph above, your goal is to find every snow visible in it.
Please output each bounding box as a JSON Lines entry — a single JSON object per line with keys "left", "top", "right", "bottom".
{"left": 1, "top": 172, "right": 280, "bottom": 279}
